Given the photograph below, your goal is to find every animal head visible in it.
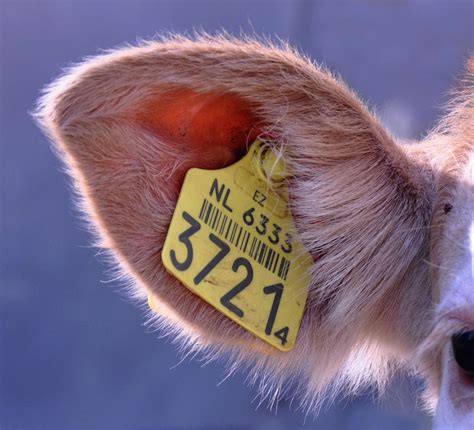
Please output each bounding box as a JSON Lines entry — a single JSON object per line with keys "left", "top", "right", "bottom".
{"left": 35, "top": 36, "right": 473, "bottom": 427}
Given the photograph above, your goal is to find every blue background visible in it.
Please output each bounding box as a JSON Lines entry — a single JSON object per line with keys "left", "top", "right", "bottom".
{"left": 1, "top": 1, "right": 473, "bottom": 429}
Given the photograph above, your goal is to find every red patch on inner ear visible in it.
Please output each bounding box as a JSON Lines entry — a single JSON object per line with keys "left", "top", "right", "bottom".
{"left": 137, "top": 89, "right": 261, "bottom": 176}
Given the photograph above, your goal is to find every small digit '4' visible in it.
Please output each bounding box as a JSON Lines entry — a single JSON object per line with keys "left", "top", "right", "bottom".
{"left": 273, "top": 326, "right": 289, "bottom": 346}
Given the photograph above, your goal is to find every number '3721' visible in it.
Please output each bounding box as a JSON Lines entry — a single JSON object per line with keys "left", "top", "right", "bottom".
{"left": 168, "top": 211, "right": 290, "bottom": 346}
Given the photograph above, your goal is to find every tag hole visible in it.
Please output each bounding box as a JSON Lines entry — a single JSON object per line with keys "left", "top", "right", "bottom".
{"left": 254, "top": 140, "right": 286, "bottom": 185}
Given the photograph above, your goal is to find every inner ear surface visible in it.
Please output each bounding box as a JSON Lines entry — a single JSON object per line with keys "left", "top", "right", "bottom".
{"left": 137, "top": 89, "right": 261, "bottom": 181}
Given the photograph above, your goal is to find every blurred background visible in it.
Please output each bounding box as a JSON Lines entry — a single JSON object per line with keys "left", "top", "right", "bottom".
{"left": 1, "top": 1, "right": 472, "bottom": 429}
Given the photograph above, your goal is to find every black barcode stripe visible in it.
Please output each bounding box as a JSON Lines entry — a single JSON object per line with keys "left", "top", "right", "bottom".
{"left": 230, "top": 223, "right": 237, "bottom": 243}
{"left": 243, "top": 231, "right": 250, "bottom": 253}
{"left": 220, "top": 214, "right": 227, "bottom": 235}
{"left": 199, "top": 200, "right": 207, "bottom": 219}
{"left": 278, "top": 257, "right": 284, "bottom": 278}
{"left": 212, "top": 207, "right": 220, "bottom": 229}
{"left": 258, "top": 243, "right": 267, "bottom": 264}
{"left": 204, "top": 202, "right": 212, "bottom": 224}
{"left": 250, "top": 236, "right": 256, "bottom": 256}
{"left": 277, "top": 257, "right": 290, "bottom": 280}
{"left": 254, "top": 240, "right": 261, "bottom": 260}
{"left": 198, "top": 198, "right": 290, "bottom": 280}
{"left": 264, "top": 247, "right": 274, "bottom": 270}
{"left": 225, "top": 218, "right": 233, "bottom": 239}
{"left": 210, "top": 206, "right": 216, "bottom": 227}
{"left": 209, "top": 205, "right": 215, "bottom": 227}
{"left": 272, "top": 253, "right": 280, "bottom": 274}
{"left": 283, "top": 259, "right": 289, "bottom": 280}
{"left": 235, "top": 226, "right": 243, "bottom": 249}
{"left": 282, "top": 260, "right": 287, "bottom": 279}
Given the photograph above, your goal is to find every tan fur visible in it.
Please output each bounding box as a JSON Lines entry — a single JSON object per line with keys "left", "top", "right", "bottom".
{"left": 35, "top": 35, "right": 473, "bottom": 413}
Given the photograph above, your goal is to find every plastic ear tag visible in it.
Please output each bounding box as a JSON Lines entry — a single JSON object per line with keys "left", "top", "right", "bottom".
{"left": 157, "top": 140, "right": 312, "bottom": 351}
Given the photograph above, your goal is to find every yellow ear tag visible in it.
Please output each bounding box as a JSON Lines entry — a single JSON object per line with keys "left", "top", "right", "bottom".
{"left": 156, "top": 140, "right": 312, "bottom": 351}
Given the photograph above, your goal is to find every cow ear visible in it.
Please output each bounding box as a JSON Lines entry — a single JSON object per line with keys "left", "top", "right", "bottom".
{"left": 36, "top": 37, "right": 432, "bottom": 399}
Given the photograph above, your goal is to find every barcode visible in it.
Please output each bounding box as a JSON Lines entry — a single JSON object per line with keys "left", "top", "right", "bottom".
{"left": 198, "top": 199, "right": 290, "bottom": 280}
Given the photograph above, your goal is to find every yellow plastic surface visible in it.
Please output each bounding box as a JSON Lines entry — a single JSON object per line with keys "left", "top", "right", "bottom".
{"left": 157, "top": 140, "right": 312, "bottom": 351}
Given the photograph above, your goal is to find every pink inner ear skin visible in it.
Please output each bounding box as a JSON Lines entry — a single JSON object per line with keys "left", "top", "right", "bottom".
{"left": 136, "top": 89, "right": 261, "bottom": 191}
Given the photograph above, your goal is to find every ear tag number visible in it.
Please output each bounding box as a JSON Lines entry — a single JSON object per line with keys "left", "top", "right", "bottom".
{"left": 156, "top": 140, "right": 312, "bottom": 352}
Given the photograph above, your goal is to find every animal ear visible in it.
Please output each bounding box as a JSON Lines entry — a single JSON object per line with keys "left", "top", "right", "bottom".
{"left": 36, "top": 37, "right": 433, "bottom": 397}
